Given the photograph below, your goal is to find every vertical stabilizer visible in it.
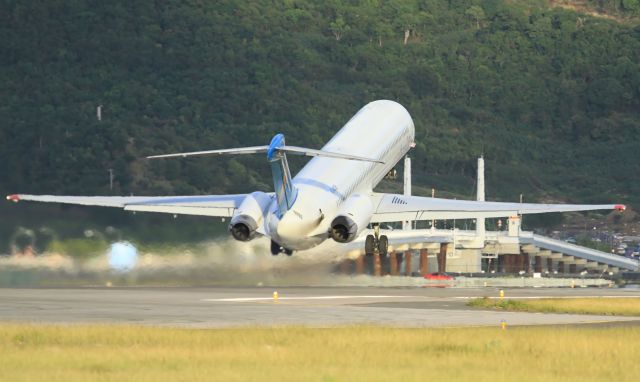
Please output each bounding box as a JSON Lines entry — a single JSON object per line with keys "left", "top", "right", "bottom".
{"left": 267, "top": 134, "right": 298, "bottom": 217}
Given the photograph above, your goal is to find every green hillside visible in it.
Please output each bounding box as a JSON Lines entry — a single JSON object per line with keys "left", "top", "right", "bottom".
{"left": 1, "top": 1, "right": 639, "bottom": 228}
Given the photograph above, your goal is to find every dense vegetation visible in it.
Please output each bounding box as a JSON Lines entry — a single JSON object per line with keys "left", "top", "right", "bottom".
{"left": 568, "top": 0, "right": 640, "bottom": 19}
{"left": 1, "top": 1, "right": 639, "bottom": 247}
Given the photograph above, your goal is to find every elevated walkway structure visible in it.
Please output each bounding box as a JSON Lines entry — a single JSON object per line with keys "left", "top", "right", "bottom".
{"left": 403, "top": 228, "right": 638, "bottom": 273}
{"left": 519, "top": 233, "right": 638, "bottom": 272}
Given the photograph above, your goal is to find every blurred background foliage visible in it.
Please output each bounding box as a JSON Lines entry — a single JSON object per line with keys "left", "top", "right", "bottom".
{"left": 1, "top": 0, "right": 639, "bottom": 251}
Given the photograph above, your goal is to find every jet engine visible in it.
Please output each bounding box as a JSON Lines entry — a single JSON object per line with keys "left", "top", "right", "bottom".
{"left": 329, "top": 194, "right": 373, "bottom": 243}
{"left": 229, "top": 191, "right": 272, "bottom": 241}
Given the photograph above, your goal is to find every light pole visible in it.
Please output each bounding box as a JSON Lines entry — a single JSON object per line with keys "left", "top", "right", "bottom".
{"left": 108, "top": 169, "right": 114, "bottom": 191}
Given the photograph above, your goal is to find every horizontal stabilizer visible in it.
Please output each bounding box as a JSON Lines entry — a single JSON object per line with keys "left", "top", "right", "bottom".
{"left": 280, "top": 146, "right": 384, "bottom": 163}
{"left": 147, "top": 146, "right": 269, "bottom": 159}
{"left": 147, "top": 146, "right": 383, "bottom": 163}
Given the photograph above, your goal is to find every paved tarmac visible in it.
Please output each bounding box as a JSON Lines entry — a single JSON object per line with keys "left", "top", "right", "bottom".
{"left": 0, "top": 286, "right": 638, "bottom": 328}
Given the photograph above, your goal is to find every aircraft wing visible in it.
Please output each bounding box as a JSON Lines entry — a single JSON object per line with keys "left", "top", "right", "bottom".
{"left": 6, "top": 194, "right": 248, "bottom": 217}
{"left": 369, "top": 193, "right": 625, "bottom": 223}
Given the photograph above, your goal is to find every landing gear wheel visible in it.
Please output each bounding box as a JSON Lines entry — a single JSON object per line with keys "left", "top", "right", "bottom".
{"left": 270, "top": 240, "right": 280, "bottom": 256}
{"left": 365, "top": 235, "right": 375, "bottom": 255}
{"left": 378, "top": 235, "right": 388, "bottom": 256}
{"left": 284, "top": 248, "right": 293, "bottom": 256}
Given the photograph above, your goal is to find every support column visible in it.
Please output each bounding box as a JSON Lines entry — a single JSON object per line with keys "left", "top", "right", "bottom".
{"left": 523, "top": 254, "right": 530, "bottom": 273}
{"left": 547, "top": 258, "right": 553, "bottom": 273}
{"left": 420, "top": 249, "right": 429, "bottom": 275}
{"left": 438, "top": 243, "right": 448, "bottom": 273}
{"left": 476, "top": 156, "right": 486, "bottom": 242}
{"left": 389, "top": 251, "right": 398, "bottom": 276}
{"left": 508, "top": 216, "right": 521, "bottom": 237}
{"left": 404, "top": 250, "right": 412, "bottom": 276}
{"left": 374, "top": 254, "right": 382, "bottom": 276}
{"left": 504, "top": 254, "right": 512, "bottom": 273}
{"left": 557, "top": 261, "right": 564, "bottom": 273}
{"left": 380, "top": 253, "right": 389, "bottom": 276}
{"left": 355, "top": 255, "right": 365, "bottom": 275}
{"left": 534, "top": 256, "right": 542, "bottom": 273}
{"left": 340, "top": 260, "right": 351, "bottom": 275}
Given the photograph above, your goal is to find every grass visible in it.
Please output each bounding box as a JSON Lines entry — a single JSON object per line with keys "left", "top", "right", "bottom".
{"left": 468, "top": 297, "right": 640, "bottom": 316}
{"left": 0, "top": 324, "right": 639, "bottom": 381}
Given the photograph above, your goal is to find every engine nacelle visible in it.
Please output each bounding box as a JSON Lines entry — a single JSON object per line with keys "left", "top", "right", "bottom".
{"left": 330, "top": 193, "right": 374, "bottom": 243}
{"left": 229, "top": 191, "right": 272, "bottom": 241}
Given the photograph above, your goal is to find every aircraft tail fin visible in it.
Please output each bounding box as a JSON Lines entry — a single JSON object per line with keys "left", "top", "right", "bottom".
{"left": 267, "top": 134, "right": 297, "bottom": 217}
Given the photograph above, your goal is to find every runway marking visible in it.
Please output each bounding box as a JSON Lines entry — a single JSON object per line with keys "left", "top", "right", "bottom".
{"left": 454, "top": 296, "right": 640, "bottom": 300}
{"left": 203, "top": 295, "right": 413, "bottom": 302}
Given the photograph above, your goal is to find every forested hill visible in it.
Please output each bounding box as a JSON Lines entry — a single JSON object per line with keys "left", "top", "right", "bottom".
{"left": 2, "top": 1, "right": 639, "bottom": 207}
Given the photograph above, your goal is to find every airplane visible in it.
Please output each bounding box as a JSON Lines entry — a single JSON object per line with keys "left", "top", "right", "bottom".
{"left": 6, "top": 100, "right": 626, "bottom": 256}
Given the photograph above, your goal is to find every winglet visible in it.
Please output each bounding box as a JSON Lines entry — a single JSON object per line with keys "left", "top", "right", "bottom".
{"left": 615, "top": 204, "right": 626, "bottom": 211}
{"left": 6, "top": 194, "right": 20, "bottom": 203}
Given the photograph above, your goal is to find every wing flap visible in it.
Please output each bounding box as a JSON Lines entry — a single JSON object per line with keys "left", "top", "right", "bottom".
{"left": 124, "top": 205, "right": 235, "bottom": 217}
{"left": 7, "top": 194, "right": 247, "bottom": 217}
{"left": 8, "top": 194, "right": 151, "bottom": 208}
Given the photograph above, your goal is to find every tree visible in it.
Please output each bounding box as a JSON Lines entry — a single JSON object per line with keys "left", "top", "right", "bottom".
{"left": 329, "top": 16, "right": 350, "bottom": 41}
{"left": 622, "top": 0, "right": 640, "bottom": 13}
{"left": 465, "top": 6, "right": 486, "bottom": 30}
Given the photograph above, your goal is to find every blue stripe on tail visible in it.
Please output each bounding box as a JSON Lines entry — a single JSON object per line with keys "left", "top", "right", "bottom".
{"left": 268, "top": 134, "right": 298, "bottom": 217}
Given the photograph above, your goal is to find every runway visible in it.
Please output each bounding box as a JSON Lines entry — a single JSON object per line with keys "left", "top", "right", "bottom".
{"left": 0, "top": 286, "right": 638, "bottom": 328}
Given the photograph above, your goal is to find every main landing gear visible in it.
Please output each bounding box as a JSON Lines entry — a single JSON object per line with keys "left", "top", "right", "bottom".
{"left": 365, "top": 225, "right": 388, "bottom": 256}
{"left": 271, "top": 240, "right": 293, "bottom": 256}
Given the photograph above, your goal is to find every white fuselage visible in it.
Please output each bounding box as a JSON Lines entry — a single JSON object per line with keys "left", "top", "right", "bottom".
{"left": 266, "top": 100, "right": 415, "bottom": 250}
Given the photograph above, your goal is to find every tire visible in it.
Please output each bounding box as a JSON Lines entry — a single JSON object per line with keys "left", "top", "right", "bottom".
{"left": 270, "top": 240, "right": 281, "bottom": 256}
{"left": 378, "top": 235, "right": 388, "bottom": 256}
{"left": 284, "top": 248, "right": 293, "bottom": 256}
{"left": 365, "top": 234, "right": 375, "bottom": 255}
